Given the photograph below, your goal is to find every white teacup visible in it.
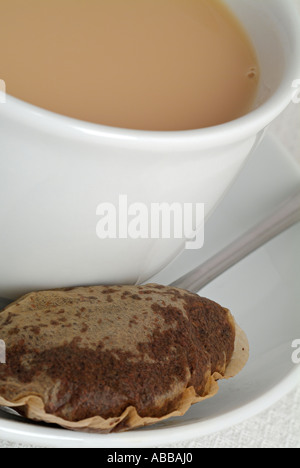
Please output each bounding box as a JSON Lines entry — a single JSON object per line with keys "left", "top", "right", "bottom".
{"left": 0, "top": 0, "right": 300, "bottom": 299}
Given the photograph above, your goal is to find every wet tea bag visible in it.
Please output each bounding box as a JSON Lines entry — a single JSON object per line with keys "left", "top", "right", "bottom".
{"left": 0, "top": 285, "right": 248, "bottom": 433}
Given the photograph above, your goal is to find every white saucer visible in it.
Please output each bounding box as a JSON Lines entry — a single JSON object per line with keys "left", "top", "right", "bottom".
{"left": 0, "top": 133, "right": 299, "bottom": 447}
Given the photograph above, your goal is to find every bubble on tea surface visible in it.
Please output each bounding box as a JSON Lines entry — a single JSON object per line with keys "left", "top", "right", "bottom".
{"left": 247, "top": 67, "right": 257, "bottom": 79}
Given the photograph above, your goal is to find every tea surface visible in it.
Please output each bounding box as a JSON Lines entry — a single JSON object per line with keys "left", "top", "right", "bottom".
{"left": 0, "top": 0, "right": 259, "bottom": 130}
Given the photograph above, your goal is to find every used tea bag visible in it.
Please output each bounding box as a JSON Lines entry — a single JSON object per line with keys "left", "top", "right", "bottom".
{"left": 0, "top": 285, "right": 248, "bottom": 433}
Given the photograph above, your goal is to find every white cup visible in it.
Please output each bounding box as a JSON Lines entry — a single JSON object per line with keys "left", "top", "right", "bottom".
{"left": 0, "top": 0, "right": 300, "bottom": 299}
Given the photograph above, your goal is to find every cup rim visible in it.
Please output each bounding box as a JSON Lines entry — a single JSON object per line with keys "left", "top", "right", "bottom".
{"left": 2, "top": 0, "right": 300, "bottom": 150}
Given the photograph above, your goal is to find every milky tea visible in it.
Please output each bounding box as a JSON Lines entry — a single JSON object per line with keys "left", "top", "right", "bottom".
{"left": 0, "top": 0, "right": 259, "bottom": 130}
